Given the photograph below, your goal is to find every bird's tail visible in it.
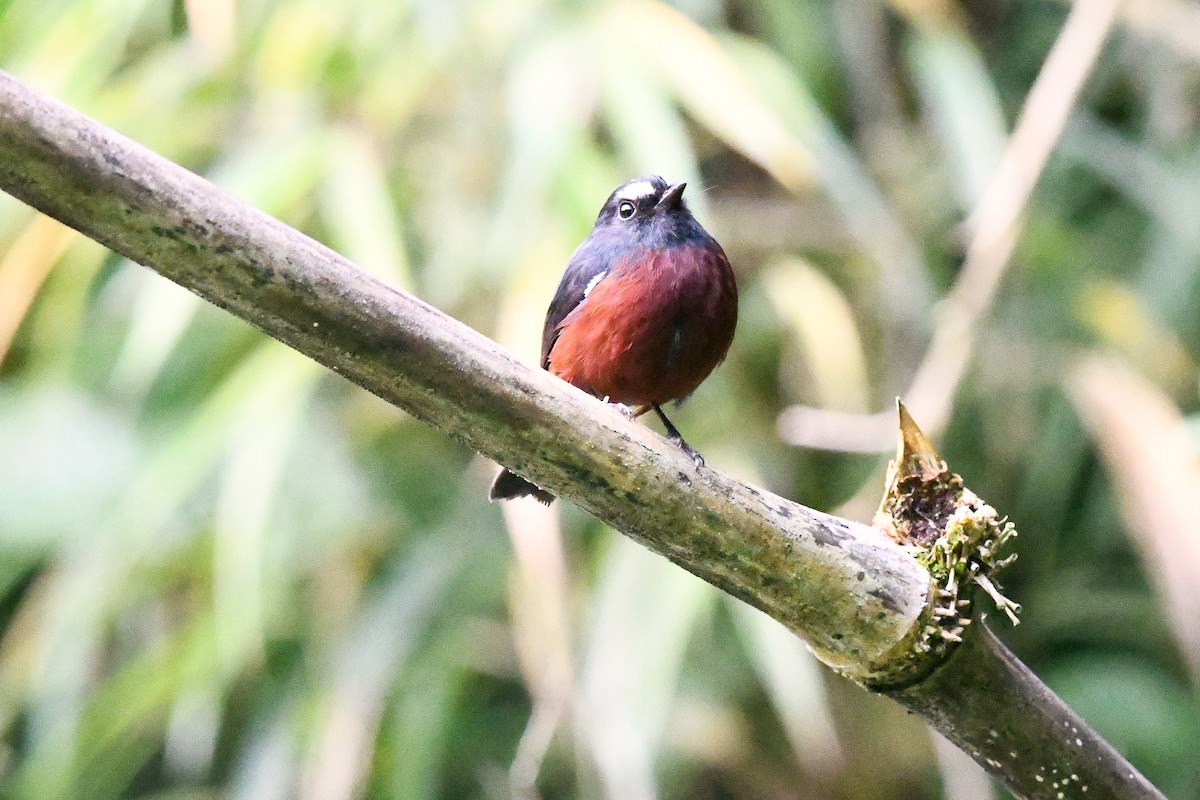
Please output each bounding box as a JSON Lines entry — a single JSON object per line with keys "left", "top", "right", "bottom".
{"left": 489, "top": 468, "right": 555, "bottom": 505}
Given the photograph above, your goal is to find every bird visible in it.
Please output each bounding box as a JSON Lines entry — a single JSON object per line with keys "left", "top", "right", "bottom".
{"left": 490, "top": 175, "right": 738, "bottom": 504}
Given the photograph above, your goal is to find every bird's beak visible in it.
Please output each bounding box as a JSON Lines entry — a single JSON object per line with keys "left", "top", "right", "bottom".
{"left": 657, "top": 181, "right": 686, "bottom": 210}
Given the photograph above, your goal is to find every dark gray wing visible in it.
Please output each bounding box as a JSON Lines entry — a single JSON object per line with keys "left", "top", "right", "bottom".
{"left": 539, "top": 237, "right": 618, "bottom": 369}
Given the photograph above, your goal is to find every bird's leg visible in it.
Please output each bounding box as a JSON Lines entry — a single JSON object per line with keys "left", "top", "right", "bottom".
{"left": 652, "top": 404, "right": 704, "bottom": 467}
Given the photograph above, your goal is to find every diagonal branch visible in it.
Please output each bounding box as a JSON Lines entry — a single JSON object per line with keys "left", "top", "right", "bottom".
{"left": 0, "top": 69, "right": 925, "bottom": 677}
{"left": 0, "top": 70, "right": 1164, "bottom": 800}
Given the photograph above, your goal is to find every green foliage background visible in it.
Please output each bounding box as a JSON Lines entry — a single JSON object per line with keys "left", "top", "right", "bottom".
{"left": 1, "top": 0, "right": 1199, "bottom": 798}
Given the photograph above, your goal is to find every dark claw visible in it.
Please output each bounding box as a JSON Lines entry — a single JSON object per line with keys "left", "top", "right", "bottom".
{"left": 678, "top": 441, "right": 705, "bottom": 468}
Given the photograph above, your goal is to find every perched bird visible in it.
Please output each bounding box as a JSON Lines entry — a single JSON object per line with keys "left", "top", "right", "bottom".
{"left": 491, "top": 176, "right": 738, "bottom": 504}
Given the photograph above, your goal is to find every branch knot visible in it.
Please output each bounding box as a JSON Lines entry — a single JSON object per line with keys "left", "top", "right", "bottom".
{"left": 874, "top": 402, "right": 1020, "bottom": 667}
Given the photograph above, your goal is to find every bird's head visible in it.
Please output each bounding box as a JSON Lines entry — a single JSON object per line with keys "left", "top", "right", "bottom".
{"left": 591, "top": 176, "right": 700, "bottom": 247}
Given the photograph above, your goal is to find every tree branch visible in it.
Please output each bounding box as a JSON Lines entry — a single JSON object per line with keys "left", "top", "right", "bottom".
{"left": 0, "top": 70, "right": 1165, "bottom": 799}
{"left": 889, "top": 624, "right": 1160, "bottom": 800}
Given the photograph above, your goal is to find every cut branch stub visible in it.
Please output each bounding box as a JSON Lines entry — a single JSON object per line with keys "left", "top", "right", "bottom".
{"left": 864, "top": 401, "right": 1019, "bottom": 689}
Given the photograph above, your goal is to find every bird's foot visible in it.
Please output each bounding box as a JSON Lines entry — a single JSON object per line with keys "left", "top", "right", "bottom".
{"left": 603, "top": 397, "right": 637, "bottom": 419}
{"left": 670, "top": 435, "right": 705, "bottom": 468}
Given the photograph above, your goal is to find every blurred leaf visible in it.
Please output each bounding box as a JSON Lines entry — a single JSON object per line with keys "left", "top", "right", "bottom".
{"left": 597, "top": 53, "right": 702, "bottom": 210}
{"left": 228, "top": 702, "right": 301, "bottom": 800}
{"left": 1062, "top": 114, "right": 1200, "bottom": 321}
{"left": 374, "top": 650, "right": 462, "bottom": 800}
{"left": 730, "top": 600, "right": 844, "bottom": 775}
{"left": 0, "top": 384, "right": 140, "bottom": 546}
{"left": 208, "top": 133, "right": 330, "bottom": 220}
{"left": 597, "top": 1, "right": 816, "bottom": 193}
{"left": 723, "top": 34, "right": 935, "bottom": 323}
{"left": 763, "top": 256, "right": 870, "bottom": 412}
{"left": 319, "top": 125, "right": 413, "bottom": 287}
{"left": 0, "top": 214, "right": 75, "bottom": 362}
{"left": 184, "top": 0, "right": 236, "bottom": 62}
{"left": 212, "top": 372, "right": 315, "bottom": 676}
{"left": 300, "top": 535, "right": 463, "bottom": 800}
{"left": 1076, "top": 278, "right": 1196, "bottom": 395}
{"left": 906, "top": 25, "right": 1007, "bottom": 211}
{"left": 580, "top": 536, "right": 717, "bottom": 799}
{"left": 883, "top": 0, "right": 957, "bottom": 25}
{"left": 107, "top": 275, "right": 202, "bottom": 400}
{"left": 486, "top": 31, "right": 597, "bottom": 274}
{"left": 12, "top": 614, "right": 223, "bottom": 799}
{"left": 1067, "top": 355, "right": 1200, "bottom": 682}
{"left": 0, "top": 0, "right": 155, "bottom": 100}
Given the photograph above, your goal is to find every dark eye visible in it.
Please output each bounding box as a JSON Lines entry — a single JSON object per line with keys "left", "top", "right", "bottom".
{"left": 617, "top": 200, "right": 636, "bottom": 220}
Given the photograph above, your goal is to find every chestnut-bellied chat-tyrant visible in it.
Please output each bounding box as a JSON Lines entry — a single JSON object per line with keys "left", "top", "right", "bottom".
{"left": 491, "top": 176, "right": 738, "bottom": 504}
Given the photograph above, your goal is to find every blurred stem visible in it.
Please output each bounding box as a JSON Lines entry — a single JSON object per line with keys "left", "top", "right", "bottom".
{"left": 0, "top": 70, "right": 1165, "bottom": 800}
{"left": 903, "top": 0, "right": 1121, "bottom": 428}
{"left": 779, "top": 0, "right": 1121, "bottom": 452}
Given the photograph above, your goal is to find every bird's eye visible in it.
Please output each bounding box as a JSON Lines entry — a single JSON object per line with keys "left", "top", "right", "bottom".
{"left": 617, "top": 200, "right": 636, "bottom": 220}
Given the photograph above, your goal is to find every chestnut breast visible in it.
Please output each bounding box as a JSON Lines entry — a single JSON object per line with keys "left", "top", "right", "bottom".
{"left": 545, "top": 244, "right": 737, "bottom": 406}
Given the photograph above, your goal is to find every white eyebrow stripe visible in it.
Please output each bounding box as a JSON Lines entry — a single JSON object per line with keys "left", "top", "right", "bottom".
{"left": 583, "top": 270, "right": 608, "bottom": 298}
{"left": 615, "top": 180, "right": 658, "bottom": 202}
